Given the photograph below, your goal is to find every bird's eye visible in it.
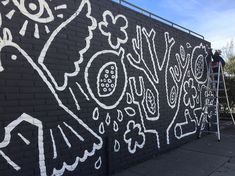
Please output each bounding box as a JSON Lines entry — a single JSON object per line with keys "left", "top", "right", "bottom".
{"left": 12, "top": 0, "right": 54, "bottom": 23}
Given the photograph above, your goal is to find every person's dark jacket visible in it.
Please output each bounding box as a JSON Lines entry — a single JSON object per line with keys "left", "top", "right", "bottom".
{"left": 212, "top": 52, "right": 225, "bottom": 67}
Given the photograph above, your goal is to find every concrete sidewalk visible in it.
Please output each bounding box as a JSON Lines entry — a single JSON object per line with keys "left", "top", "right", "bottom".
{"left": 113, "top": 121, "right": 235, "bottom": 176}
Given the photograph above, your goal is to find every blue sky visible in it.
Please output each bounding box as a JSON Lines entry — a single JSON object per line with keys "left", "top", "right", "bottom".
{"left": 121, "top": 0, "right": 235, "bottom": 56}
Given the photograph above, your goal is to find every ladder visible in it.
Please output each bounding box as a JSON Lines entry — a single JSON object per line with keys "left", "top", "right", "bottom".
{"left": 199, "top": 62, "right": 235, "bottom": 141}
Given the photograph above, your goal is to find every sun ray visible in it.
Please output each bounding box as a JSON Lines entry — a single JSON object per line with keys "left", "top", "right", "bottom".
{"left": 45, "top": 25, "right": 50, "bottom": 34}
{"left": 17, "top": 133, "right": 30, "bottom": 145}
{"left": 34, "top": 23, "right": 40, "bottom": 39}
{"left": 57, "top": 14, "right": 64, "bottom": 19}
{"left": 50, "top": 129, "right": 58, "bottom": 159}
{"left": 54, "top": 4, "right": 67, "bottom": 10}
{"left": 19, "top": 20, "right": 28, "bottom": 36}
{"left": 58, "top": 125, "right": 71, "bottom": 148}
{"left": 6, "top": 9, "right": 16, "bottom": 20}
{"left": 1, "top": 0, "right": 10, "bottom": 6}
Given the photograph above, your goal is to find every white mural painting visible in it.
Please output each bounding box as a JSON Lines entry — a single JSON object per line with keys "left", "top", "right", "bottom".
{"left": 99, "top": 10, "right": 128, "bottom": 50}
{"left": 174, "top": 109, "right": 197, "bottom": 139}
{"left": 0, "top": 1, "right": 103, "bottom": 175}
{"left": 128, "top": 76, "right": 160, "bottom": 149}
{"left": 85, "top": 48, "right": 127, "bottom": 110}
{"left": 124, "top": 120, "right": 146, "bottom": 154}
{"left": 38, "top": 0, "right": 97, "bottom": 91}
{"left": 0, "top": 0, "right": 209, "bottom": 174}
{"left": 166, "top": 43, "right": 208, "bottom": 144}
{"left": 0, "top": 113, "right": 46, "bottom": 175}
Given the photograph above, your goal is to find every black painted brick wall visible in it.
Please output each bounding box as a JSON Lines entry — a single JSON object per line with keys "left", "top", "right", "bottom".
{"left": 0, "top": 0, "right": 210, "bottom": 175}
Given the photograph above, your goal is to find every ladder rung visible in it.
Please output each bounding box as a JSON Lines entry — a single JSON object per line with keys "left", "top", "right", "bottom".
{"left": 209, "top": 81, "right": 223, "bottom": 84}
{"left": 205, "top": 104, "right": 217, "bottom": 107}
{"left": 210, "top": 122, "right": 218, "bottom": 125}
{"left": 201, "top": 131, "right": 218, "bottom": 134}
{"left": 209, "top": 88, "right": 225, "bottom": 91}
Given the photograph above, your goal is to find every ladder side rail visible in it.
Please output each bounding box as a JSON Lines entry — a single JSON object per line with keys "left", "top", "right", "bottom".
{"left": 220, "top": 63, "right": 235, "bottom": 125}
{"left": 216, "top": 62, "right": 221, "bottom": 141}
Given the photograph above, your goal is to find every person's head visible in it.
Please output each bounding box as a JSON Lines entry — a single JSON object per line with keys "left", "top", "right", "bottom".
{"left": 216, "top": 49, "right": 222, "bottom": 55}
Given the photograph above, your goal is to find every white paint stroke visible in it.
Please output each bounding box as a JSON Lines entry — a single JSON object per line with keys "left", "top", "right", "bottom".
{"left": 94, "top": 157, "right": 102, "bottom": 170}
{"left": 76, "top": 82, "right": 90, "bottom": 101}
{"left": 34, "top": 23, "right": 40, "bottom": 39}
{"left": 113, "top": 121, "right": 119, "bottom": 132}
{"left": 92, "top": 107, "right": 99, "bottom": 121}
{"left": 126, "top": 92, "right": 133, "bottom": 104}
{"left": 99, "top": 122, "right": 105, "bottom": 134}
{"left": 117, "top": 109, "right": 123, "bottom": 122}
{"left": 55, "top": 4, "right": 67, "bottom": 10}
{"left": 19, "top": 20, "right": 28, "bottom": 37}
{"left": 124, "top": 107, "right": 136, "bottom": 117}
{"left": 17, "top": 133, "right": 30, "bottom": 145}
{"left": 69, "top": 87, "right": 81, "bottom": 111}
{"left": 6, "top": 9, "right": 15, "bottom": 19}
{"left": 58, "top": 125, "right": 71, "bottom": 148}
{"left": 114, "top": 140, "right": 120, "bottom": 152}
{"left": 1, "top": 0, "right": 9, "bottom": 6}
{"left": 0, "top": 150, "right": 21, "bottom": 171}
{"left": 105, "top": 113, "right": 111, "bottom": 126}
{"left": 63, "top": 122, "right": 84, "bottom": 141}
{"left": 57, "top": 14, "right": 64, "bottom": 19}
{"left": 50, "top": 129, "right": 58, "bottom": 159}
{"left": 45, "top": 25, "right": 50, "bottom": 34}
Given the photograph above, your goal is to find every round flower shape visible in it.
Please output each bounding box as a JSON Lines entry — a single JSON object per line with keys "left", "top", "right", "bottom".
{"left": 183, "top": 78, "right": 197, "bottom": 108}
{"left": 124, "top": 121, "right": 145, "bottom": 154}
{"left": 99, "top": 10, "right": 128, "bottom": 49}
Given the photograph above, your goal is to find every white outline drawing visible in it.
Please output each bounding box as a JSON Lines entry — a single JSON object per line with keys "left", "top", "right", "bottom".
{"left": 126, "top": 92, "right": 133, "bottom": 104}
{"left": 85, "top": 48, "right": 127, "bottom": 110}
{"left": 3, "top": 0, "right": 67, "bottom": 38}
{"left": 92, "top": 107, "right": 99, "bottom": 121}
{"left": 105, "top": 113, "right": 111, "bottom": 126}
{"left": 94, "top": 157, "right": 102, "bottom": 170}
{"left": 38, "top": 0, "right": 97, "bottom": 91}
{"left": 145, "top": 89, "right": 157, "bottom": 115}
{"left": 190, "top": 44, "right": 208, "bottom": 84}
{"left": 174, "top": 109, "right": 197, "bottom": 139}
{"left": 124, "top": 107, "right": 136, "bottom": 117}
{"left": 0, "top": 113, "right": 46, "bottom": 176}
{"left": 99, "top": 10, "right": 128, "bottom": 49}
{"left": 129, "top": 77, "right": 160, "bottom": 149}
{"left": 97, "top": 62, "right": 118, "bottom": 97}
{"left": 69, "top": 87, "right": 81, "bottom": 111}
{"left": 117, "top": 109, "right": 123, "bottom": 122}
{"left": 183, "top": 78, "right": 197, "bottom": 108}
{"left": 166, "top": 43, "right": 207, "bottom": 144}
{"left": 76, "top": 82, "right": 90, "bottom": 101}
{"left": 127, "top": 25, "right": 174, "bottom": 113}
{"left": 114, "top": 140, "right": 120, "bottom": 152}
{"left": 17, "top": 133, "right": 30, "bottom": 145}
{"left": 124, "top": 120, "right": 146, "bottom": 154}
{"left": 99, "top": 122, "right": 105, "bottom": 135}
{"left": 0, "top": 27, "right": 103, "bottom": 176}
{"left": 50, "top": 129, "right": 57, "bottom": 159}
{"left": 113, "top": 121, "right": 119, "bottom": 132}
